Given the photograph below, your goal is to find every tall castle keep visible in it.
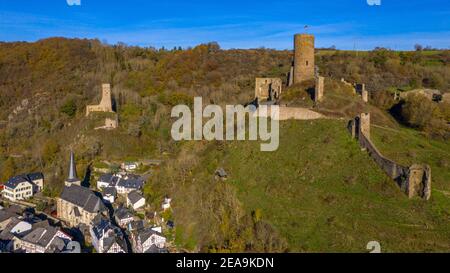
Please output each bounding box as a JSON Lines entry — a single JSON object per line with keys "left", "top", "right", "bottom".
{"left": 294, "top": 34, "right": 315, "bottom": 84}
{"left": 86, "top": 83, "right": 113, "bottom": 116}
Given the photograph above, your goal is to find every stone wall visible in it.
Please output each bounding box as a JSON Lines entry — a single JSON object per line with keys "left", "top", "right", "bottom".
{"left": 255, "top": 78, "right": 283, "bottom": 101}
{"left": 94, "top": 117, "right": 118, "bottom": 130}
{"left": 294, "top": 34, "right": 315, "bottom": 83}
{"left": 349, "top": 113, "right": 431, "bottom": 200}
{"left": 57, "top": 198, "right": 98, "bottom": 227}
{"left": 86, "top": 83, "right": 114, "bottom": 116}
{"left": 355, "top": 83, "right": 368, "bottom": 102}
{"left": 314, "top": 76, "right": 324, "bottom": 102}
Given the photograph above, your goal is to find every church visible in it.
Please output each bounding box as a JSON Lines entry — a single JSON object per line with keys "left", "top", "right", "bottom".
{"left": 56, "top": 151, "right": 108, "bottom": 227}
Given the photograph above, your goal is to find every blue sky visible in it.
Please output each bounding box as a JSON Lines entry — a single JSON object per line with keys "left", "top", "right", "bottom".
{"left": 0, "top": 0, "right": 449, "bottom": 50}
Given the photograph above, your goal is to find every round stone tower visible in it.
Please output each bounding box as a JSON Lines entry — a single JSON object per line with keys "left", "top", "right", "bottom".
{"left": 294, "top": 34, "right": 315, "bottom": 84}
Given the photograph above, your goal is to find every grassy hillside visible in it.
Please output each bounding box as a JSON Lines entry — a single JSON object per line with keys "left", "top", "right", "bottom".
{"left": 149, "top": 119, "right": 450, "bottom": 252}
{"left": 0, "top": 39, "right": 448, "bottom": 252}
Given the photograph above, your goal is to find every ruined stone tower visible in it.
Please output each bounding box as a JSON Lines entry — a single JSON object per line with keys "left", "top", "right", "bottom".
{"left": 294, "top": 34, "right": 315, "bottom": 84}
{"left": 356, "top": 83, "right": 369, "bottom": 103}
{"left": 86, "top": 83, "right": 114, "bottom": 116}
{"left": 359, "top": 113, "right": 371, "bottom": 140}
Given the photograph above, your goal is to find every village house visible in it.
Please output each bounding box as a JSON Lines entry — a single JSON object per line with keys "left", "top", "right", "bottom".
{"left": 14, "top": 225, "right": 73, "bottom": 253}
{"left": 127, "top": 220, "right": 145, "bottom": 233}
{"left": 102, "top": 187, "right": 117, "bottom": 204}
{"left": 97, "top": 173, "right": 145, "bottom": 194}
{"left": 0, "top": 210, "right": 77, "bottom": 253}
{"left": 130, "top": 227, "right": 167, "bottom": 253}
{"left": 90, "top": 217, "right": 127, "bottom": 253}
{"left": 114, "top": 207, "right": 134, "bottom": 228}
{"left": 2, "top": 172, "right": 44, "bottom": 202}
{"left": 0, "top": 210, "right": 16, "bottom": 230}
{"left": 127, "top": 191, "right": 145, "bottom": 210}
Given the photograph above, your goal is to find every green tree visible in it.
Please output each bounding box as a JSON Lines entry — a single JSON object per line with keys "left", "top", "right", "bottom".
{"left": 60, "top": 99, "right": 77, "bottom": 118}
{"left": 1, "top": 158, "right": 16, "bottom": 181}
{"left": 401, "top": 94, "right": 437, "bottom": 129}
{"left": 42, "top": 139, "right": 60, "bottom": 164}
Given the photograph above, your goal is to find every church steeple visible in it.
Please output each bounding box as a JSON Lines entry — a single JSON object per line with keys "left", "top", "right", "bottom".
{"left": 65, "top": 150, "right": 81, "bottom": 187}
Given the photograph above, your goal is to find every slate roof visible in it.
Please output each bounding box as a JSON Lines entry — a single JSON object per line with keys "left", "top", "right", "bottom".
{"left": 4, "top": 172, "right": 44, "bottom": 190}
{"left": 0, "top": 211, "right": 15, "bottom": 223}
{"left": 127, "top": 191, "right": 144, "bottom": 205}
{"left": 99, "top": 174, "right": 113, "bottom": 183}
{"left": 45, "top": 236, "right": 66, "bottom": 253}
{"left": 99, "top": 173, "right": 144, "bottom": 190}
{"left": 127, "top": 220, "right": 144, "bottom": 231}
{"left": 0, "top": 217, "right": 23, "bottom": 241}
{"left": 103, "top": 236, "right": 127, "bottom": 253}
{"left": 91, "top": 218, "right": 126, "bottom": 252}
{"left": 137, "top": 227, "right": 163, "bottom": 243}
{"left": 114, "top": 207, "right": 133, "bottom": 221}
{"left": 4, "top": 205, "right": 23, "bottom": 215}
{"left": 145, "top": 244, "right": 169, "bottom": 253}
{"left": 60, "top": 185, "right": 106, "bottom": 214}
{"left": 102, "top": 187, "right": 117, "bottom": 196}
{"left": 117, "top": 178, "right": 144, "bottom": 190}
{"left": 98, "top": 174, "right": 120, "bottom": 187}
{"left": 27, "top": 172, "right": 44, "bottom": 181}
{"left": 21, "top": 226, "right": 58, "bottom": 247}
{"left": 4, "top": 175, "right": 31, "bottom": 189}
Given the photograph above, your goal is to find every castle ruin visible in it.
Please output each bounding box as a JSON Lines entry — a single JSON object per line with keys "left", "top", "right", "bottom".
{"left": 349, "top": 113, "right": 431, "bottom": 200}
{"left": 86, "top": 83, "right": 114, "bottom": 116}
{"left": 94, "top": 117, "right": 118, "bottom": 130}
{"left": 293, "top": 34, "right": 315, "bottom": 84}
{"left": 314, "top": 76, "right": 324, "bottom": 102}
{"left": 355, "top": 83, "right": 369, "bottom": 103}
{"left": 255, "top": 78, "right": 283, "bottom": 102}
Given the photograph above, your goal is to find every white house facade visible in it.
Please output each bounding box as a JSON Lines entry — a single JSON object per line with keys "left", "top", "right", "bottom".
{"left": 2, "top": 173, "right": 44, "bottom": 201}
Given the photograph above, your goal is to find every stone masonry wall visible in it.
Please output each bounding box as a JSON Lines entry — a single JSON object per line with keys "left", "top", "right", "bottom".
{"left": 255, "top": 78, "right": 283, "bottom": 101}
{"left": 294, "top": 34, "right": 315, "bottom": 84}
{"left": 315, "top": 76, "right": 324, "bottom": 102}
{"left": 86, "top": 83, "right": 114, "bottom": 116}
{"left": 350, "top": 113, "right": 431, "bottom": 200}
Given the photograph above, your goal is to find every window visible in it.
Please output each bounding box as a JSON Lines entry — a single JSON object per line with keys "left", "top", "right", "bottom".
{"left": 306, "top": 61, "right": 309, "bottom": 66}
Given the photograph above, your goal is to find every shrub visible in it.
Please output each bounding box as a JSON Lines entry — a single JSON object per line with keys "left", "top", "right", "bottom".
{"left": 60, "top": 99, "right": 77, "bottom": 118}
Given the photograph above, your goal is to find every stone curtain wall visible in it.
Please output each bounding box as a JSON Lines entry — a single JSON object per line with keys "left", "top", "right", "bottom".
{"left": 350, "top": 113, "right": 431, "bottom": 200}
{"left": 358, "top": 127, "right": 408, "bottom": 180}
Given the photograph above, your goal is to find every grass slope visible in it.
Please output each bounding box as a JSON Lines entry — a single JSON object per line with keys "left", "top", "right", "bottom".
{"left": 198, "top": 119, "right": 450, "bottom": 252}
